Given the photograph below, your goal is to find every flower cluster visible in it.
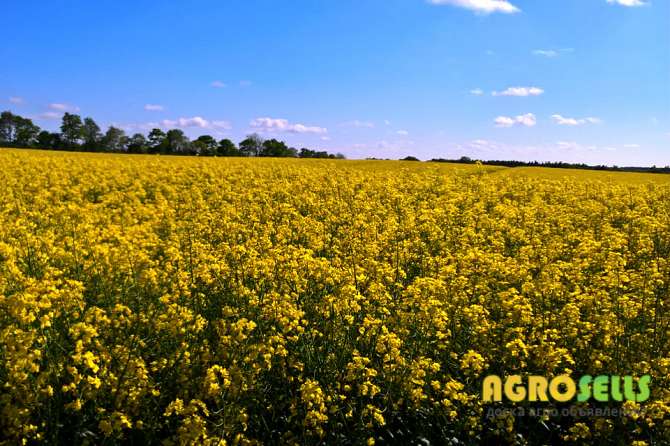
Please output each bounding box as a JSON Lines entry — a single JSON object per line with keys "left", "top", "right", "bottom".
{"left": 0, "top": 149, "right": 669, "bottom": 445}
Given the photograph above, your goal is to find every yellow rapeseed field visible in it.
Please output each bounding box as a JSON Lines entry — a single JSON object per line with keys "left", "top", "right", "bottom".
{"left": 1, "top": 148, "right": 668, "bottom": 445}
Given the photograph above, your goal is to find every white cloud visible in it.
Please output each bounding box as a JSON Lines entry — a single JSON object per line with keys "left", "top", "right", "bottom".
{"left": 428, "top": 0, "right": 520, "bottom": 14}
{"left": 38, "top": 111, "right": 62, "bottom": 120}
{"left": 557, "top": 141, "right": 580, "bottom": 151}
{"left": 470, "top": 88, "right": 484, "bottom": 96}
{"left": 397, "top": 130, "right": 410, "bottom": 136}
{"left": 494, "top": 113, "right": 537, "bottom": 128}
{"left": 211, "top": 120, "right": 233, "bottom": 130}
{"left": 623, "top": 144, "right": 640, "bottom": 149}
{"left": 468, "top": 139, "right": 501, "bottom": 151}
{"left": 384, "top": 120, "right": 391, "bottom": 126}
{"left": 144, "top": 104, "right": 164, "bottom": 111}
{"left": 532, "top": 50, "right": 558, "bottom": 58}
{"left": 532, "top": 48, "right": 574, "bottom": 58}
{"left": 49, "top": 103, "right": 80, "bottom": 112}
{"left": 211, "top": 80, "right": 227, "bottom": 88}
{"left": 555, "top": 141, "right": 600, "bottom": 152}
{"left": 250, "top": 117, "right": 327, "bottom": 134}
{"left": 341, "top": 120, "right": 375, "bottom": 128}
{"left": 9, "top": 97, "right": 24, "bottom": 104}
{"left": 494, "top": 116, "right": 516, "bottom": 127}
{"left": 321, "top": 136, "right": 331, "bottom": 141}
{"left": 492, "top": 86, "right": 544, "bottom": 97}
{"left": 551, "top": 114, "right": 602, "bottom": 126}
{"left": 119, "top": 122, "right": 160, "bottom": 132}
{"left": 161, "top": 116, "right": 232, "bottom": 130}
{"left": 607, "top": 0, "right": 646, "bottom": 6}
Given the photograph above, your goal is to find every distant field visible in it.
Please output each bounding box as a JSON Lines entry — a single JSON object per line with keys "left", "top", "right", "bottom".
{"left": 492, "top": 165, "right": 670, "bottom": 184}
{"left": 1, "top": 148, "right": 669, "bottom": 445}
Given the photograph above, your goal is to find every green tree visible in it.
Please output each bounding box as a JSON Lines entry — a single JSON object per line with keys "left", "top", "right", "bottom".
{"left": 82, "top": 117, "right": 102, "bottom": 151}
{"left": 217, "top": 139, "right": 240, "bottom": 156}
{"left": 165, "top": 129, "right": 189, "bottom": 154}
{"left": 260, "top": 139, "right": 297, "bottom": 157}
{"left": 127, "top": 133, "right": 149, "bottom": 154}
{"left": 0, "top": 111, "right": 16, "bottom": 144}
{"left": 0, "top": 112, "right": 40, "bottom": 147}
{"left": 102, "top": 126, "right": 127, "bottom": 151}
{"left": 299, "top": 148, "right": 338, "bottom": 159}
{"left": 148, "top": 128, "right": 166, "bottom": 153}
{"left": 193, "top": 135, "right": 218, "bottom": 156}
{"left": 13, "top": 116, "right": 40, "bottom": 147}
{"left": 37, "top": 131, "right": 61, "bottom": 149}
{"left": 239, "top": 133, "right": 263, "bottom": 157}
{"left": 60, "top": 112, "right": 84, "bottom": 148}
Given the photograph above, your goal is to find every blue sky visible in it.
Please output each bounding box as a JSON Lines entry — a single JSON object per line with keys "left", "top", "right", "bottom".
{"left": 2, "top": 0, "right": 668, "bottom": 164}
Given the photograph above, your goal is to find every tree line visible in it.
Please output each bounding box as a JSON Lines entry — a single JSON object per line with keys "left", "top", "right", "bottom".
{"left": 0, "top": 110, "right": 345, "bottom": 159}
{"left": 429, "top": 156, "right": 670, "bottom": 174}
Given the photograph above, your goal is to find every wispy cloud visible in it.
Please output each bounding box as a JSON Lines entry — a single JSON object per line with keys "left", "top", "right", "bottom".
{"left": 211, "top": 80, "right": 227, "bottom": 88}
{"left": 428, "top": 0, "right": 520, "bottom": 14}
{"left": 494, "top": 113, "right": 537, "bottom": 128}
{"left": 453, "top": 139, "right": 629, "bottom": 164}
{"left": 532, "top": 48, "right": 574, "bottom": 58}
{"left": 49, "top": 103, "right": 80, "bottom": 112}
{"left": 341, "top": 120, "right": 375, "bottom": 128}
{"left": 467, "top": 139, "right": 502, "bottom": 151}
{"left": 250, "top": 117, "right": 327, "bottom": 134}
{"left": 239, "top": 80, "right": 252, "bottom": 87}
{"left": 470, "top": 88, "right": 484, "bottom": 96}
{"left": 38, "top": 111, "right": 62, "bottom": 120}
{"left": 144, "top": 104, "right": 165, "bottom": 111}
{"left": 607, "top": 0, "right": 647, "bottom": 7}
{"left": 532, "top": 49, "right": 558, "bottom": 58}
{"left": 551, "top": 114, "right": 602, "bottom": 126}
{"left": 396, "top": 130, "right": 409, "bottom": 136}
{"left": 9, "top": 97, "right": 24, "bottom": 104}
{"left": 161, "top": 116, "right": 232, "bottom": 130}
{"left": 492, "top": 87, "right": 544, "bottom": 97}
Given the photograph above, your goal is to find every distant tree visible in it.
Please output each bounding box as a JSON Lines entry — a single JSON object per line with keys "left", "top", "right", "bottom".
{"left": 298, "top": 147, "right": 339, "bottom": 159}
{"left": 36, "top": 131, "right": 61, "bottom": 149}
{"left": 60, "top": 112, "right": 84, "bottom": 148}
{"left": 401, "top": 156, "right": 420, "bottom": 162}
{"left": 217, "top": 138, "right": 240, "bottom": 156}
{"left": 260, "top": 138, "right": 297, "bottom": 157}
{"left": 0, "top": 111, "right": 16, "bottom": 144}
{"left": 36, "top": 130, "right": 52, "bottom": 148}
{"left": 13, "top": 116, "right": 40, "bottom": 147}
{"left": 239, "top": 133, "right": 263, "bottom": 157}
{"left": 165, "top": 129, "right": 189, "bottom": 154}
{"left": 102, "top": 126, "right": 127, "bottom": 151}
{"left": 0, "top": 111, "right": 40, "bottom": 147}
{"left": 82, "top": 117, "right": 102, "bottom": 151}
{"left": 148, "top": 128, "right": 167, "bottom": 153}
{"left": 193, "top": 135, "right": 218, "bottom": 156}
{"left": 335, "top": 153, "right": 346, "bottom": 159}
{"left": 127, "top": 133, "right": 149, "bottom": 154}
